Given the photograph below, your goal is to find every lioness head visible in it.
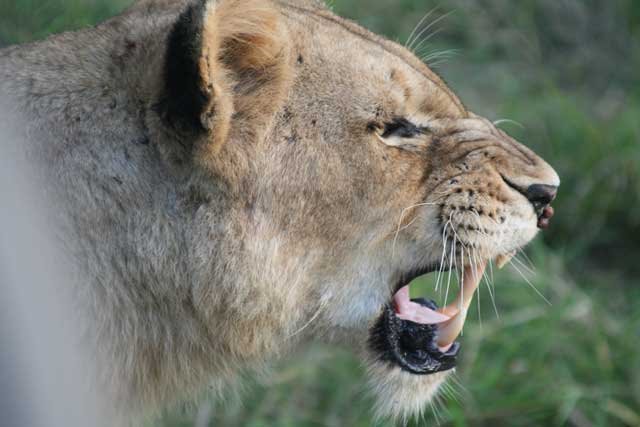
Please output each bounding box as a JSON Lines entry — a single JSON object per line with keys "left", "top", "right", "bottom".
{"left": 142, "top": 0, "right": 560, "bottom": 420}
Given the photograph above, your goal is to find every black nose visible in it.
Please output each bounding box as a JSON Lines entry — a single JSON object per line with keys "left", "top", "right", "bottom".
{"left": 526, "top": 184, "right": 558, "bottom": 208}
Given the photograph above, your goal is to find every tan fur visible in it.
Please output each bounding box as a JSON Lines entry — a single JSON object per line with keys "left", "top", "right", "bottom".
{"left": 197, "top": 0, "right": 290, "bottom": 158}
{"left": 0, "top": 0, "right": 559, "bottom": 422}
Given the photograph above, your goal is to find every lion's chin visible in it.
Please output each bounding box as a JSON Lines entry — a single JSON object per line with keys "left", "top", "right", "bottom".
{"left": 363, "top": 259, "right": 494, "bottom": 419}
{"left": 366, "top": 360, "right": 450, "bottom": 422}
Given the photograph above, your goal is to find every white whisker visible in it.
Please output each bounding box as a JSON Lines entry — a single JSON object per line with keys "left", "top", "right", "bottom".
{"left": 405, "top": 8, "right": 438, "bottom": 48}
{"left": 488, "top": 257, "right": 495, "bottom": 284}
{"left": 484, "top": 262, "right": 500, "bottom": 319}
{"left": 460, "top": 245, "right": 464, "bottom": 315}
{"left": 392, "top": 202, "right": 438, "bottom": 258}
{"left": 511, "top": 252, "right": 536, "bottom": 276}
{"left": 427, "top": 59, "right": 448, "bottom": 69}
{"left": 408, "top": 11, "right": 452, "bottom": 51}
{"left": 412, "top": 27, "right": 444, "bottom": 56}
{"left": 493, "top": 118, "right": 525, "bottom": 129}
{"left": 508, "top": 259, "right": 552, "bottom": 306}
{"left": 453, "top": 267, "right": 461, "bottom": 302}
{"left": 287, "top": 295, "right": 330, "bottom": 338}
{"left": 421, "top": 48, "right": 459, "bottom": 62}
{"left": 435, "top": 221, "right": 450, "bottom": 293}
{"left": 466, "top": 204, "right": 505, "bottom": 319}
{"left": 445, "top": 230, "right": 456, "bottom": 305}
{"left": 421, "top": 49, "right": 459, "bottom": 67}
{"left": 517, "top": 247, "right": 536, "bottom": 271}
{"left": 470, "top": 249, "right": 482, "bottom": 328}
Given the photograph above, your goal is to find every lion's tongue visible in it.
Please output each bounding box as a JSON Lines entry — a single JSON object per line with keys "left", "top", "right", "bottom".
{"left": 393, "top": 286, "right": 450, "bottom": 324}
{"left": 392, "top": 263, "right": 487, "bottom": 348}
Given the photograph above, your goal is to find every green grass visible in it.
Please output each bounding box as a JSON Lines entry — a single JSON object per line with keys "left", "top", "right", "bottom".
{"left": 0, "top": 0, "right": 130, "bottom": 45}
{"left": 2, "top": 0, "right": 639, "bottom": 425}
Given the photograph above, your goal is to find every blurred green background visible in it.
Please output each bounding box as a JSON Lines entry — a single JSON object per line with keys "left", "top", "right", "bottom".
{"left": 1, "top": 0, "right": 639, "bottom": 425}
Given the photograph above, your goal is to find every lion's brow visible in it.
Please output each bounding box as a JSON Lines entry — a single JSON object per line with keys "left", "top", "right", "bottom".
{"left": 276, "top": 0, "right": 467, "bottom": 116}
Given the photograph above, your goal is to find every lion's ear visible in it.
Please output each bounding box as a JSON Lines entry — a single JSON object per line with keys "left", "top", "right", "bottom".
{"left": 159, "top": 0, "right": 290, "bottom": 152}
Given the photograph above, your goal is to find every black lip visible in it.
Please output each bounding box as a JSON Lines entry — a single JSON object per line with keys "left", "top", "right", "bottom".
{"left": 369, "top": 298, "right": 459, "bottom": 375}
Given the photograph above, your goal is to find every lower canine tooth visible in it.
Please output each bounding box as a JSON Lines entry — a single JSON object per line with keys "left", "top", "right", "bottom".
{"left": 496, "top": 251, "right": 516, "bottom": 269}
{"left": 437, "top": 308, "right": 467, "bottom": 348}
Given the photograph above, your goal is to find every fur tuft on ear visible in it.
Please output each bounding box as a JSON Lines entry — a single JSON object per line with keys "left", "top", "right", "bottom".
{"left": 158, "top": 0, "right": 290, "bottom": 154}
{"left": 204, "top": 0, "right": 284, "bottom": 70}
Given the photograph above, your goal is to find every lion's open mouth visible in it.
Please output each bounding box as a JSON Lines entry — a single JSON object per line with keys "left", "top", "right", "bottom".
{"left": 370, "top": 254, "right": 516, "bottom": 375}
{"left": 394, "top": 262, "right": 487, "bottom": 350}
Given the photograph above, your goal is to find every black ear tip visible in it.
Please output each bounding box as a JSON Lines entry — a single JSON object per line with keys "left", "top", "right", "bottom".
{"left": 159, "top": 0, "right": 210, "bottom": 132}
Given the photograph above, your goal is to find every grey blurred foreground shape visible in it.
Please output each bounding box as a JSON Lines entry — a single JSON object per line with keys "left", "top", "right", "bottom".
{"left": 0, "top": 103, "right": 112, "bottom": 427}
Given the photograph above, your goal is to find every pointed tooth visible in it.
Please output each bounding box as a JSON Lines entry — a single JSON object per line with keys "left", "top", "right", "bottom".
{"left": 496, "top": 251, "right": 516, "bottom": 269}
{"left": 437, "top": 308, "right": 468, "bottom": 348}
{"left": 437, "top": 262, "right": 487, "bottom": 347}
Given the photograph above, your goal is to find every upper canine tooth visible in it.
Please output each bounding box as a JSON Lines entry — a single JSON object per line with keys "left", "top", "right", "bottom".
{"left": 437, "top": 262, "right": 487, "bottom": 347}
{"left": 440, "top": 263, "right": 487, "bottom": 317}
{"left": 496, "top": 250, "right": 516, "bottom": 269}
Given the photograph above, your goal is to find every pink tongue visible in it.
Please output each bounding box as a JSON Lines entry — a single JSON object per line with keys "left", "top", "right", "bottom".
{"left": 392, "top": 286, "right": 451, "bottom": 324}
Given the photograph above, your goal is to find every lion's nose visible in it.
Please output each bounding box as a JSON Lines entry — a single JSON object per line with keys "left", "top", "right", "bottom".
{"left": 526, "top": 184, "right": 558, "bottom": 207}
{"left": 526, "top": 184, "right": 558, "bottom": 229}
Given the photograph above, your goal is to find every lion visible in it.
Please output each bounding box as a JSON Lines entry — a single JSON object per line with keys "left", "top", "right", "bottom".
{"left": 0, "top": 0, "right": 559, "bottom": 422}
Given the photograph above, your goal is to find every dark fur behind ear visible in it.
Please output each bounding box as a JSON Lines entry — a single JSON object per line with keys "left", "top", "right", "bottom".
{"left": 158, "top": 0, "right": 209, "bottom": 132}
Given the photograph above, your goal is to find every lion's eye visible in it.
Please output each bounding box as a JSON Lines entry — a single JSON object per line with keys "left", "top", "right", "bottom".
{"left": 381, "top": 118, "right": 427, "bottom": 139}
